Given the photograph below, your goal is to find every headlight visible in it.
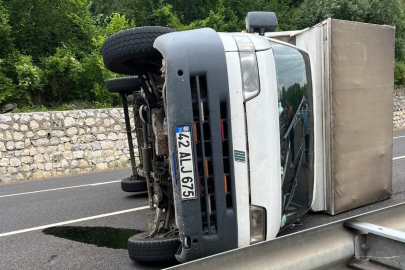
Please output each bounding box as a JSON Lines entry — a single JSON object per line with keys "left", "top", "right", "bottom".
{"left": 250, "top": 205, "right": 266, "bottom": 244}
{"left": 233, "top": 36, "right": 260, "bottom": 101}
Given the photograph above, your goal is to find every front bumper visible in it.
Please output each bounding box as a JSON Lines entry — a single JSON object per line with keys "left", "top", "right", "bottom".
{"left": 154, "top": 28, "right": 238, "bottom": 262}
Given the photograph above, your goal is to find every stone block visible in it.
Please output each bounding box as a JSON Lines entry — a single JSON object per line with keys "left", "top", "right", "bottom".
{"left": 76, "top": 119, "right": 84, "bottom": 126}
{"left": 61, "top": 159, "right": 69, "bottom": 167}
{"left": 60, "top": 137, "right": 70, "bottom": 143}
{"left": 92, "top": 151, "right": 102, "bottom": 157}
{"left": 106, "top": 156, "right": 115, "bottom": 162}
{"left": 36, "top": 138, "right": 49, "bottom": 146}
{"left": 33, "top": 171, "right": 43, "bottom": 179}
{"left": 30, "top": 120, "right": 40, "bottom": 130}
{"left": 0, "top": 115, "right": 12, "bottom": 122}
{"left": 13, "top": 114, "right": 21, "bottom": 121}
{"left": 25, "top": 139, "right": 31, "bottom": 147}
{"left": 15, "top": 142, "right": 24, "bottom": 149}
{"left": 20, "top": 115, "right": 30, "bottom": 123}
{"left": 0, "top": 158, "right": 9, "bottom": 166}
{"left": 0, "top": 124, "right": 9, "bottom": 130}
{"left": 115, "top": 141, "right": 125, "bottom": 150}
{"left": 71, "top": 135, "right": 78, "bottom": 143}
{"left": 72, "top": 144, "right": 80, "bottom": 151}
{"left": 100, "top": 141, "right": 114, "bottom": 149}
{"left": 64, "top": 117, "right": 75, "bottom": 127}
{"left": 1, "top": 173, "right": 11, "bottom": 182}
{"left": 13, "top": 132, "right": 24, "bottom": 140}
{"left": 78, "top": 159, "right": 88, "bottom": 167}
{"left": 45, "top": 163, "right": 53, "bottom": 170}
{"left": 8, "top": 167, "right": 17, "bottom": 173}
{"left": 67, "top": 127, "right": 78, "bottom": 135}
{"left": 58, "top": 144, "right": 65, "bottom": 151}
{"left": 5, "top": 131, "right": 12, "bottom": 141}
{"left": 21, "top": 149, "right": 30, "bottom": 156}
{"left": 103, "top": 150, "right": 114, "bottom": 157}
{"left": 85, "top": 118, "right": 95, "bottom": 126}
{"left": 65, "top": 142, "right": 73, "bottom": 150}
{"left": 21, "top": 156, "right": 33, "bottom": 163}
{"left": 6, "top": 141, "right": 14, "bottom": 150}
{"left": 50, "top": 137, "right": 59, "bottom": 144}
{"left": 0, "top": 142, "right": 5, "bottom": 151}
{"left": 10, "top": 158, "right": 21, "bottom": 167}
{"left": 96, "top": 163, "right": 108, "bottom": 170}
{"left": 73, "top": 151, "right": 84, "bottom": 159}
{"left": 107, "top": 133, "right": 118, "bottom": 141}
{"left": 63, "top": 151, "right": 72, "bottom": 159}
{"left": 53, "top": 163, "right": 62, "bottom": 168}
{"left": 26, "top": 131, "right": 35, "bottom": 138}
{"left": 51, "top": 130, "right": 65, "bottom": 137}
{"left": 34, "top": 154, "right": 44, "bottom": 163}
{"left": 103, "top": 119, "right": 111, "bottom": 126}
{"left": 37, "top": 130, "right": 47, "bottom": 137}
{"left": 29, "top": 147, "right": 37, "bottom": 156}
{"left": 92, "top": 142, "right": 101, "bottom": 150}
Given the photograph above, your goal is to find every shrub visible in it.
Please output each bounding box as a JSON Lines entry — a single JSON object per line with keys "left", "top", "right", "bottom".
{"left": 395, "top": 61, "right": 405, "bottom": 85}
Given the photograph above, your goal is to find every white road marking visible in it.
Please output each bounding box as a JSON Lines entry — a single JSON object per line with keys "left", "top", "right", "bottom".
{"left": 394, "top": 136, "right": 405, "bottom": 139}
{"left": 0, "top": 206, "right": 149, "bottom": 238}
{"left": 393, "top": 156, "right": 405, "bottom": 161}
{"left": 0, "top": 180, "right": 121, "bottom": 199}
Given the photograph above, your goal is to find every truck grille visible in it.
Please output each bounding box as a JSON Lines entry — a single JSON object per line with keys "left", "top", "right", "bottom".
{"left": 190, "top": 76, "right": 233, "bottom": 235}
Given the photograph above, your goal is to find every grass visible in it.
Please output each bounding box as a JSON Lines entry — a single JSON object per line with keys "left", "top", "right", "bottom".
{"left": 10, "top": 101, "right": 121, "bottom": 113}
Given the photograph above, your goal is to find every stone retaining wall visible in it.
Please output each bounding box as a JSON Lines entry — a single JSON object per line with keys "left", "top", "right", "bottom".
{"left": 394, "top": 87, "right": 405, "bottom": 129}
{"left": 1, "top": 91, "right": 404, "bottom": 182}
{"left": 0, "top": 109, "right": 136, "bottom": 182}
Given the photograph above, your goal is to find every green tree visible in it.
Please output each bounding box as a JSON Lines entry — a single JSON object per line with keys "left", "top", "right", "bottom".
{"left": 301, "top": 0, "right": 405, "bottom": 60}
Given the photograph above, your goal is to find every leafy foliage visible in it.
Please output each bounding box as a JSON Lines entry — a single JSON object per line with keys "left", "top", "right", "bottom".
{"left": 0, "top": 0, "right": 404, "bottom": 110}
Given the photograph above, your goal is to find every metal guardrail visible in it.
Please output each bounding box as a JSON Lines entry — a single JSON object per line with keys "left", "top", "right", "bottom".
{"left": 167, "top": 203, "right": 405, "bottom": 270}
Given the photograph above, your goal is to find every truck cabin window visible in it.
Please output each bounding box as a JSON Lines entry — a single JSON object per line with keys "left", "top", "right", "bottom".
{"left": 269, "top": 41, "right": 314, "bottom": 229}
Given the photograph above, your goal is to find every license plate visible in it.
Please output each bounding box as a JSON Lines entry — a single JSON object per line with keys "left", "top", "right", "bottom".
{"left": 175, "top": 125, "right": 197, "bottom": 200}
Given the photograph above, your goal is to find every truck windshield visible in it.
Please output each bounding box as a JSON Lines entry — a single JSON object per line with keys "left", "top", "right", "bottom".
{"left": 269, "top": 41, "right": 314, "bottom": 229}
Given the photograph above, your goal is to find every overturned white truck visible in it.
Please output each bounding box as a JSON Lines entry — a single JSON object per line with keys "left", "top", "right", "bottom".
{"left": 102, "top": 12, "right": 394, "bottom": 263}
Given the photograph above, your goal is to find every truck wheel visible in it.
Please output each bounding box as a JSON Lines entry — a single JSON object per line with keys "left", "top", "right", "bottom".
{"left": 102, "top": 26, "right": 175, "bottom": 75}
{"left": 128, "top": 232, "right": 181, "bottom": 262}
{"left": 121, "top": 176, "right": 147, "bottom": 192}
{"left": 106, "top": 77, "right": 141, "bottom": 94}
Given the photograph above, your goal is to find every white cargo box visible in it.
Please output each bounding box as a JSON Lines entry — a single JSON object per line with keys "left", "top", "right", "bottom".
{"left": 267, "top": 19, "right": 395, "bottom": 215}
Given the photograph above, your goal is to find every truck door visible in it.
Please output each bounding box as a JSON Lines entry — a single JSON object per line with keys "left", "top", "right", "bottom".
{"left": 269, "top": 40, "right": 314, "bottom": 229}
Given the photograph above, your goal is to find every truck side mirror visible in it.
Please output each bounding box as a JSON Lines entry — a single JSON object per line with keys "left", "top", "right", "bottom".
{"left": 246, "top": 11, "right": 278, "bottom": 35}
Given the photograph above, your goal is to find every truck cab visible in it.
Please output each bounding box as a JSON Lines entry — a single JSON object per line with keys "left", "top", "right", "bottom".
{"left": 154, "top": 27, "right": 314, "bottom": 262}
{"left": 102, "top": 11, "right": 321, "bottom": 264}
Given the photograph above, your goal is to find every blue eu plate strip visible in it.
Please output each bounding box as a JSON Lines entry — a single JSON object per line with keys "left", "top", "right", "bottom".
{"left": 172, "top": 153, "right": 178, "bottom": 184}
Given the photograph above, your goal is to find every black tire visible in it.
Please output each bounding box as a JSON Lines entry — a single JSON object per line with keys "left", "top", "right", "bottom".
{"left": 128, "top": 232, "right": 181, "bottom": 262}
{"left": 102, "top": 26, "right": 175, "bottom": 75}
{"left": 121, "top": 176, "right": 147, "bottom": 192}
{"left": 106, "top": 77, "right": 141, "bottom": 94}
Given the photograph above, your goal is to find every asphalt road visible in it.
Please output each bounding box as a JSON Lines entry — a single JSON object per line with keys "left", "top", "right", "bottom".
{"left": 0, "top": 130, "right": 404, "bottom": 269}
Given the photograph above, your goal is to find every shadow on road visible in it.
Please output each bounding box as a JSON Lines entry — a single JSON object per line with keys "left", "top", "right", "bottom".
{"left": 43, "top": 226, "right": 141, "bottom": 249}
